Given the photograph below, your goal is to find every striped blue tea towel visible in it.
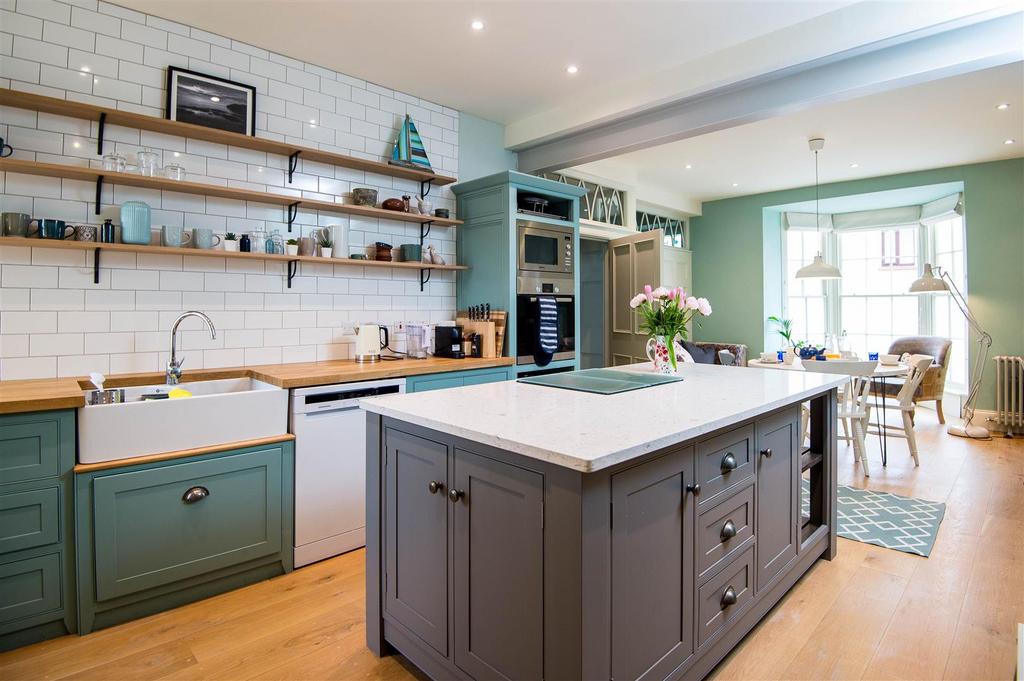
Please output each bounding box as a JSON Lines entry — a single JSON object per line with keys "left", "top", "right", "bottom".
{"left": 535, "top": 296, "right": 558, "bottom": 366}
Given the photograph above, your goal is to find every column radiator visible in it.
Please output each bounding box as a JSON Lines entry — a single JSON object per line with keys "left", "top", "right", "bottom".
{"left": 994, "top": 356, "right": 1024, "bottom": 433}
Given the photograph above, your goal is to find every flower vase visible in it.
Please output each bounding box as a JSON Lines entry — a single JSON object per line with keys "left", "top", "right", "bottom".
{"left": 645, "top": 335, "right": 680, "bottom": 375}
{"left": 783, "top": 347, "right": 796, "bottom": 365}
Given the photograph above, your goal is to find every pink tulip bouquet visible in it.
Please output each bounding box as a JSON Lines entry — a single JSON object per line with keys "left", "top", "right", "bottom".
{"left": 629, "top": 285, "right": 713, "bottom": 372}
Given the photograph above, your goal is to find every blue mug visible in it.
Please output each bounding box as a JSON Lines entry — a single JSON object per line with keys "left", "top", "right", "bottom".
{"left": 869, "top": 352, "right": 879, "bottom": 361}
{"left": 815, "top": 352, "right": 827, "bottom": 361}
{"left": 777, "top": 350, "right": 785, "bottom": 362}
{"left": 36, "top": 219, "right": 74, "bottom": 240}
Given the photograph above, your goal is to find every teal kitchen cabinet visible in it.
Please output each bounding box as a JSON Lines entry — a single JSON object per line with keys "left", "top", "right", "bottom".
{"left": 406, "top": 367, "right": 513, "bottom": 393}
{"left": 0, "top": 410, "right": 76, "bottom": 652}
{"left": 75, "top": 440, "right": 294, "bottom": 634}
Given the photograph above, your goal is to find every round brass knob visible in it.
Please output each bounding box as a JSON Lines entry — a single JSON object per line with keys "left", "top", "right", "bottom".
{"left": 448, "top": 488, "right": 464, "bottom": 503}
{"left": 686, "top": 483, "right": 701, "bottom": 496}
{"left": 760, "top": 447, "right": 773, "bottom": 459}
{"left": 428, "top": 480, "right": 443, "bottom": 494}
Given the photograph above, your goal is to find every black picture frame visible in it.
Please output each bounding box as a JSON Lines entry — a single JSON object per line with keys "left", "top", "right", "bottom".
{"left": 165, "top": 67, "right": 256, "bottom": 136}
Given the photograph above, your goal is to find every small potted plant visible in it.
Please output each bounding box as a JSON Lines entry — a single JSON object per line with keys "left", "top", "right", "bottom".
{"left": 223, "top": 232, "right": 238, "bottom": 252}
{"left": 768, "top": 315, "right": 797, "bottom": 364}
{"left": 317, "top": 232, "right": 333, "bottom": 258}
{"left": 286, "top": 238, "right": 299, "bottom": 256}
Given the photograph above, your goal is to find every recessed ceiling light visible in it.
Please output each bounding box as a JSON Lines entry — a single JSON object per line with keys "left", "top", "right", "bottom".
{"left": 996, "top": 103, "right": 1009, "bottom": 110}
{"left": 850, "top": 163, "right": 859, "bottom": 168}
{"left": 173, "top": 152, "right": 181, "bottom": 157}
{"left": 257, "top": 167, "right": 263, "bottom": 172}
{"left": 566, "top": 64, "right": 579, "bottom": 75}
{"left": 309, "top": 119, "right": 316, "bottom": 124}
{"left": 72, "top": 141, "right": 81, "bottom": 148}
{"left": 684, "top": 164, "right": 693, "bottom": 170}
{"left": 1005, "top": 139, "right": 1016, "bottom": 145}
{"left": 80, "top": 66, "right": 90, "bottom": 73}
{"left": 732, "top": 182, "right": 739, "bottom": 187}
{"left": 470, "top": 19, "right": 484, "bottom": 31}
{"left": 210, "top": 96, "right": 220, "bottom": 102}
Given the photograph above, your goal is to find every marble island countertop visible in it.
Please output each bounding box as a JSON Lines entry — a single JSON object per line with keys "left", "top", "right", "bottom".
{"left": 361, "top": 363, "right": 847, "bottom": 472}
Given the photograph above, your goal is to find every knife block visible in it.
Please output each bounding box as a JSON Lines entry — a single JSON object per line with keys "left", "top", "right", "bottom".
{"left": 456, "top": 310, "right": 506, "bottom": 359}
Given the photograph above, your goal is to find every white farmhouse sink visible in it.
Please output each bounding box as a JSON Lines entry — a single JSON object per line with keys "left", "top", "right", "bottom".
{"left": 78, "top": 377, "right": 288, "bottom": 464}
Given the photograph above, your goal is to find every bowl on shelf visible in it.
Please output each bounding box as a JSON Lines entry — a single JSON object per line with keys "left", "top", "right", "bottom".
{"left": 381, "top": 197, "right": 405, "bottom": 212}
{"left": 400, "top": 244, "right": 421, "bottom": 262}
{"left": 879, "top": 353, "right": 902, "bottom": 366}
{"left": 352, "top": 188, "right": 378, "bottom": 207}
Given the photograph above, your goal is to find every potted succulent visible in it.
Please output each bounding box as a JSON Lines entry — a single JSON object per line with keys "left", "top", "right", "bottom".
{"left": 629, "top": 285, "right": 712, "bottom": 374}
{"left": 223, "top": 232, "right": 238, "bottom": 252}
{"left": 286, "top": 238, "right": 299, "bottom": 256}
{"left": 317, "top": 232, "right": 333, "bottom": 258}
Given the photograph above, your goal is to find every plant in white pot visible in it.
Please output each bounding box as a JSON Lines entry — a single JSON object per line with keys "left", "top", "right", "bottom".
{"left": 768, "top": 316, "right": 798, "bottom": 364}
{"left": 223, "top": 232, "right": 238, "bottom": 252}
{"left": 317, "top": 232, "right": 333, "bottom": 258}
{"left": 286, "top": 238, "right": 299, "bottom": 256}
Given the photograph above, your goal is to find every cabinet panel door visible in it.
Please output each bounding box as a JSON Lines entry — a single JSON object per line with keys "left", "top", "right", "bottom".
{"left": 755, "top": 409, "right": 799, "bottom": 591}
{"left": 0, "top": 486, "right": 60, "bottom": 554}
{"left": 461, "top": 369, "right": 509, "bottom": 386}
{"left": 611, "top": 447, "right": 695, "bottom": 681}
{"left": 384, "top": 429, "right": 449, "bottom": 656}
{"left": 0, "top": 553, "right": 62, "bottom": 629}
{"left": 0, "top": 419, "right": 60, "bottom": 484}
{"left": 453, "top": 450, "right": 544, "bottom": 681}
{"left": 409, "top": 375, "right": 464, "bottom": 393}
{"left": 92, "top": 449, "right": 283, "bottom": 601}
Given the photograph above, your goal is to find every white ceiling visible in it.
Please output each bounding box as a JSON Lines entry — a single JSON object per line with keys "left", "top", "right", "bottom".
{"left": 572, "top": 62, "right": 1024, "bottom": 209}
{"left": 114, "top": 0, "right": 851, "bottom": 124}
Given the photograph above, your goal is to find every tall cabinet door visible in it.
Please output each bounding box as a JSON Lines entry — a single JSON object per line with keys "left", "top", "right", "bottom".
{"left": 755, "top": 409, "right": 800, "bottom": 591}
{"left": 610, "top": 447, "right": 695, "bottom": 681}
{"left": 384, "top": 429, "right": 450, "bottom": 656}
{"left": 452, "top": 450, "right": 544, "bottom": 681}
{"left": 609, "top": 230, "right": 663, "bottom": 365}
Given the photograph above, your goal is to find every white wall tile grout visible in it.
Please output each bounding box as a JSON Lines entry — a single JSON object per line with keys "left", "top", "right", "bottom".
{"left": 1, "top": 0, "right": 461, "bottom": 380}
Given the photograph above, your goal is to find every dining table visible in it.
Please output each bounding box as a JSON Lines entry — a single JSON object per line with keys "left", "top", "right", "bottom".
{"left": 747, "top": 357, "right": 910, "bottom": 465}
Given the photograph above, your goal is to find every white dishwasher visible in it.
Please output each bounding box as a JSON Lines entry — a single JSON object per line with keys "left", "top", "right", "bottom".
{"left": 290, "top": 377, "right": 406, "bottom": 567}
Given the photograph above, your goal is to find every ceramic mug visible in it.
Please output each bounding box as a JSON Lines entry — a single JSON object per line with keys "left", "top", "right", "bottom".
{"left": 160, "top": 225, "right": 192, "bottom": 248}
{"left": 74, "top": 224, "right": 97, "bottom": 242}
{"left": 2, "top": 212, "right": 36, "bottom": 237}
{"left": 191, "top": 228, "right": 221, "bottom": 250}
{"left": 37, "top": 219, "right": 74, "bottom": 240}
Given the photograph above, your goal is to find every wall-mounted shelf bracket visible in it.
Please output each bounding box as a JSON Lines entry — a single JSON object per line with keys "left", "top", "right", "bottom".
{"left": 94, "top": 175, "right": 104, "bottom": 215}
{"left": 287, "top": 260, "right": 299, "bottom": 288}
{"left": 287, "top": 151, "right": 301, "bottom": 183}
{"left": 419, "top": 268, "right": 431, "bottom": 292}
{"left": 420, "top": 178, "right": 434, "bottom": 198}
{"left": 96, "top": 112, "right": 106, "bottom": 155}
{"left": 93, "top": 247, "right": 101, "bottom": 284}
{"left": 419, "top": 220, "right": 433, "bottom": 246}
{"left": 286, "top": 202, "right": 300, "bottom": 232}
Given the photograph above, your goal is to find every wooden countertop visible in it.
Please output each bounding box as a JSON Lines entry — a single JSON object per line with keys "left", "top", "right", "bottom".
{"left": 0, "top": 356, "right": 515, "bottom": 415}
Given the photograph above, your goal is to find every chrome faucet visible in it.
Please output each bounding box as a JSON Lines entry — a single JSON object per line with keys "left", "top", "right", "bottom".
{"left": 166, "top": 311, "right": 217, "bottom": 385}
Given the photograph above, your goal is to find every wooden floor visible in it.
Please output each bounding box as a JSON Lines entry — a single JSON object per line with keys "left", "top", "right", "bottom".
{"left": 2, "top": 407, "right": 1021, "bottom": 680}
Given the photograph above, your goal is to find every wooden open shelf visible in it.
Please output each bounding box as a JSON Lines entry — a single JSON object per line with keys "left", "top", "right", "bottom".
{"left": 0, "top": 88, "right": 456, "bottom": 187}
{"left": 0, "top": 236, "right": 466, "bottom": 271}
{"left": 0, "top": 159, "right": 462, "bottom": 228}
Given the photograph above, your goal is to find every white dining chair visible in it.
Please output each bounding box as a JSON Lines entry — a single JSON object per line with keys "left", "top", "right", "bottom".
{"left": 802, "top": 360, "right": 878, "bottom": 476}
{"left": 867, "top": 355, "right": 934, "bottom": 466}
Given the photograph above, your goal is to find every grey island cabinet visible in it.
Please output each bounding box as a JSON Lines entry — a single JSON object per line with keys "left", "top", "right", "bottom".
{"left": 362, "top": 363, "right": 845, "bottom": 681}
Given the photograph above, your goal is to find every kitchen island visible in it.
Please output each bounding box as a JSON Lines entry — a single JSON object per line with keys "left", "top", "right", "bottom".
{"left": 361, "top": 363, "right": 844, "bottom": 681}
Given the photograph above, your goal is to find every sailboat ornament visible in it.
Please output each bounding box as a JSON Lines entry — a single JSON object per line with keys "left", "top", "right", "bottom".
{"left": 389, "top": 114, "right": 433, "bottom": 172}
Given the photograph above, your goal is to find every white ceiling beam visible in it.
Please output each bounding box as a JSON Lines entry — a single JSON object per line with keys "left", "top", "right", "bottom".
{"left": 516, "top": 13, "right": 1024, "bottom": 174}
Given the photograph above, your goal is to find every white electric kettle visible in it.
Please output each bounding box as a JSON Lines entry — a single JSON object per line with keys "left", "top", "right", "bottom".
{"left": 355, "top": 324, "right": 388, "bottom": 363}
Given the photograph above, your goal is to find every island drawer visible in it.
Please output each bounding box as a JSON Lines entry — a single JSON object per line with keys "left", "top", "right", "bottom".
{"left": 696, "top": 482, "right": 754, "bottom": 582}
{"left": 697, "top": 543, "right": 754, "bottom": 648}
{"left": 696, "top": 424, "right": 754, "bottom": 509}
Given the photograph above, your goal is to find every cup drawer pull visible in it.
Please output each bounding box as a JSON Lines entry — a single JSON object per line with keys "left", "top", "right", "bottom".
{"left": 720, "top": 585, "right": 738, "bottom": 608}
{"left": 182, "top": 486, "right": 210, "bottom": 504}
{"left": 720, "top": 519, "right": 737, "bottom": 541}
{"left": 720, "top": 452, "right": 737, "bottom": 472}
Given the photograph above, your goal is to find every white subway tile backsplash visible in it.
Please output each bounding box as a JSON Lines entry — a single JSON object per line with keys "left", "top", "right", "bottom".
{"left": 1, "top": 0, "right": 459, "bottom": 380}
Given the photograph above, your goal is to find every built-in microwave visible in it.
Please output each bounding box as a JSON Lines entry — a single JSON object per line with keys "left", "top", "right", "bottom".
{"left": 517, "top": 220, "right": 574, "bottom": 276}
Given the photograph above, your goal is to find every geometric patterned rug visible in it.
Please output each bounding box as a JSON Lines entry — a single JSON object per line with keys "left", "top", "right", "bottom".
{"left": 801, "top": 481, "right": 945, "bottom": 557}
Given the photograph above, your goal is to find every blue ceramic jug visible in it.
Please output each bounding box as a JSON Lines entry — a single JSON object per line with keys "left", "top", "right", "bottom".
{"left": 119, "top": 201, "right": 151, "bottom": 245}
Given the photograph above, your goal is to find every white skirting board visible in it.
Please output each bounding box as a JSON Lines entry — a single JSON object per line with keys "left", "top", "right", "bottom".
{"left": 294, "top": 527, "right": 365, "bottom": 567}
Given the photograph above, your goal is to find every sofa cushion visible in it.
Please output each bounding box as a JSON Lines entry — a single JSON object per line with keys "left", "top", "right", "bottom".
{"left": 682, "top": 340, "right": 717, "bottom": 364}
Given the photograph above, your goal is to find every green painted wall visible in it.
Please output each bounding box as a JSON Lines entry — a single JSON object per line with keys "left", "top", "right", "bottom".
{"left": 458, "top": 113, "right": 517, "bottom": 181}
{"left": 691, "top": 158, "right": 1024, "bottom": 410}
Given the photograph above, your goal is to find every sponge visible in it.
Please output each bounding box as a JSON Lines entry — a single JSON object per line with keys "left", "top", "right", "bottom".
{"left": 168, "top": 387, "right": 192, "bottom": 399}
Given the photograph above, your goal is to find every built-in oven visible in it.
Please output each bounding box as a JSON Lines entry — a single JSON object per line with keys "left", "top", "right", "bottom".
{"left": 516, "top": 280, "right": 576, "bottom": 366}
{"left": 517, "top": 220, "right": 574, "bottom": 277}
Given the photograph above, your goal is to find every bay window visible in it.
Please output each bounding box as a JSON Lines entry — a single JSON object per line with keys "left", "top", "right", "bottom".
{"left": 781, "top": 193, "right": 967, "bottom": 393}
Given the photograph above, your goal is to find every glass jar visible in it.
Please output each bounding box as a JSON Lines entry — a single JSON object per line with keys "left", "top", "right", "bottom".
{"left": 268, "top": 229, "right": 284, "bottom": 255}
{"left": 249, "top": 229, "right": 267, "bottom": 254}
{"left": 163, "top": 164, "right": 186, "bottom": 181}
{"left": 137, "top": 150, "right": 160, "bottom": 177}
{"left": 102, "top": 154, "right": 126, "bottom": 172}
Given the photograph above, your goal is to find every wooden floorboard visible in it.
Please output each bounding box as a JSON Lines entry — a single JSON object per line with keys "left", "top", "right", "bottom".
{"left": 1, "top": 413, "right": 1020, "bottom": 680}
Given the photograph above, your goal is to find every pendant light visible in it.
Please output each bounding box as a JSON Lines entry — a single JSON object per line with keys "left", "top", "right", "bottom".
{"left": 796, "top": 137, "right": 841, "bottom": 280}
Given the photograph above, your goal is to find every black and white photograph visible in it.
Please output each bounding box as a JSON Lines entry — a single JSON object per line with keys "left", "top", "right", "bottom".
{"left": 165, "top": 67, "right": 256, "bottom": 136}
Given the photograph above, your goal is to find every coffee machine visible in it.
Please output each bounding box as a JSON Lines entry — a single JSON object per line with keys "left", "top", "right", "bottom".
{"left": 433, "top": 325, "right": 464, "bottom": 359}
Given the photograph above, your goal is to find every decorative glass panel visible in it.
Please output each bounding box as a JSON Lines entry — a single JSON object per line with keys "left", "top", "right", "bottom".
{"left": 540, "top": 173, "right": 625, "bottom": 226}
{"left": 636, "top": 210, "right": 687, "bottom": 249}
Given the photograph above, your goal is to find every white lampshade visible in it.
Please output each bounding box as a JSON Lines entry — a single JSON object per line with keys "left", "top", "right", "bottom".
{"left": 795, "top": 253, "right": 842, "bottom": 280}
{"left": 908, "top": 263, "right": 949, "bottom": 294}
